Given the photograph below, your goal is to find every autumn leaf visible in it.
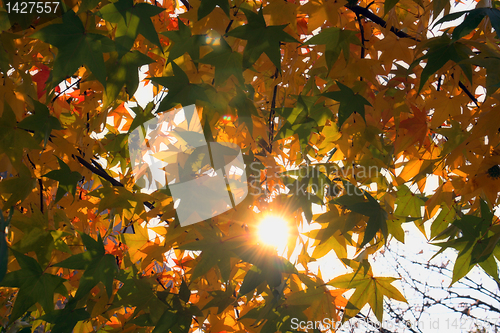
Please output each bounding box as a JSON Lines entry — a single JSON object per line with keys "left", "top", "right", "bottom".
{"left": 305, "top": 27, "right": 360, "bottom": 72}
{"left": 0, "top": 164, "right": 36, "bottom": 209}
{"left": 225, "top": 7, "right": 298, "bottom": 71}
{"left": 30, "top": 10, "right": 114, "bottom": 89}
{"left": 97, "top": 0, "right": 164, "bottom": 56}
{"left": 199, "top": 37, "right": 245, "bottom": 86}
{"left": 149, "top": 62, "right": 213, "bottom": 112}
{"left": 329, "top": 261, "right": 406, "bottom": 322}
{"left": 105, "top": 50, "right": 154, "bottom": 104}
{"left": 54, "top": 233, "right": 118, "bottom": 299}
{"left": 322, "top": 82, "right": 371, "bottom": 128}
{"left": 198, "top": 0, "right": 230, "bottom": 20}
{"left": 0, "top": 249, "right": 67, "bottom": 322}
{"left": 17, "top": 100, "right": 63, "bottom": 147}
{"left": 161, "top": 19, "right": 206, "bottom": 64}
{"left": 44, "top": 157, "right": 82, "bottom": 203}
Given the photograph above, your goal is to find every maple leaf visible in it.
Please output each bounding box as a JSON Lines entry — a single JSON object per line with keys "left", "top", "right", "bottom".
{"left": 38, "top": 298, "right": 90, "bottom": 333}
{"left": 198, "top": 0, "right": 230, "bottom": 20}
{"left": 44, "top": 157, "right": 82, "bottom": 203}
{"left": 340, "top": 190, "right": 388, "bottom": 247}
{"left": 305, "top": 27, "right": 360, "bottom": 72}
{"left": 97, "top": 0, "right": 164, "bottom": 56}
{"left": 118, "top": 222, "right": 152, "bottom": 262}
{"left": 321, "top": 82, "right": 371, "bottom": 128}
{"left": 161, "top": 19, "right": 206, "bottom": 64}
{"left": 127, "top": 101, "right": 156, "bottom": 133}
{"left": 139, "top": 237, "right": 167, "bottom": 270}
{"left": 199, "top": 37, "right": 245, "bottom": 86}
{"left": 32, "top": 64, "right": 51, "bottom": 99}
{"left": 114, "top": 266, "right": 168, "bottom": 323}
{"left": 54, "top": 233, "right": 118, "bottom": 299}
{"left": 228, "top": 85, "right": 258, "bottom": 133}
{"left": 149, "top": 62, "right": 213, "bottom": 112}
{"left": 0, "top": 164, "right": 36, "bottom": 209}
{"left": 0, "top": 207, "right": 13, "bottom": 283}
{"left": 0, "top": 103, "right": 40, "bottom": 169}
{"left": 412, "top": 34, "right": 473, "bottom": 93}
{"left": 225, "top": 7, "right": 298, "bottom": 71}
{"left": 432, "top": 200, "right": 500, "bottom": 285}
{"left": 30, "top": 10, "right": 114, "bottom": 89}
{"left": 328, "top": 260, "right": 406, "bottom": 322}
{"left": 0, "top": 250, "right": 67, "bottom": 322}
{"left": 434, "top": 7, "right": 500, "bottom": 40}
{"left": 17, "top": 100, "right": 62, "bottom": 148}
{"left": 105, "top": 50, "right": 154, "bottom": 105}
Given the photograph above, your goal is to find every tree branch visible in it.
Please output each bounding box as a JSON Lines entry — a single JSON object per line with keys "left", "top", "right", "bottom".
{"left": 268, "top": 68, "right": 279, "bottom": 153}
{"left": 345, "top": 4, "right": 420, "bottom": 41}
{"left": 345, "top": 4, "right": 480, "bottom": 107}
{"left": 73, "top": 155, "right": 155, "bottom": 210}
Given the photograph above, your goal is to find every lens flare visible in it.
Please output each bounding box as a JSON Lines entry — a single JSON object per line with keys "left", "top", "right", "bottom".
{"left": 257, "top": 215, "right": 289, "bottom": 251}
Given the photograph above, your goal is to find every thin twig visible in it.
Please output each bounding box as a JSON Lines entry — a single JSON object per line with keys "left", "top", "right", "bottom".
{"left": 345, "top": 4, "right": 480, "bottom": 107}
{"left": 51, "top": 77, "right": 81, "bottom": 102}
{"left": 72, "top": 155, "right": 155, "bottom": 210}
{"left": 268, "top": 68, "right": 279, "bottom": 153}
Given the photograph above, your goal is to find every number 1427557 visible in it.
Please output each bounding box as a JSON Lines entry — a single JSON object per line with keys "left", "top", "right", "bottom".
{"left": 5, "top": 2, "right": 59, "bottom": 14}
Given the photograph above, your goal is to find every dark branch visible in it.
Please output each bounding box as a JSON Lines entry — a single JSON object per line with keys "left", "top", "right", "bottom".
{"left": 345, "top": 4, "right": 420, "bottom": 42}
{"left": 345, "top": 4, "right": 480, "bottom": 107}
{"left": 268, "top": 69, "right": 279, "bottom": 153}
{"left": 73, "top": 155, "right": 155, "bottom": 210}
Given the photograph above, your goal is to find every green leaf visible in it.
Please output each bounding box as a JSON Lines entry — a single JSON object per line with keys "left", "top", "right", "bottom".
{"left": 43, "top": 157, "right": 82, "bottom": 203}
{"left": 179, "top": 280, "right": 191, "bottom": 303}
{"left": 0, "top": 250, "right": 66, "bottom": 322}
{"left": 0, "top": 207, "right": 13, "bottom": 283}
{"left": 225, "top": 7, "right": 298, "bottom": 71}
{"left": 161, "top": 19, "right": 206, "bottom": 64}
{"left": 127, "top": 101, "right": 156, "bottom": 133}
{"left": 31, "top": 10, "right": 114, "bottom": 89}
{"left": 200, "top": 38, "right": 245, "bottom": 86}
{"left": 329, "top": 266, "right": 406, "bottom": 322}
{"left": 229, "top": 85, "right": 258, "bottom": 134}
{"left": 322, "top": 82, "right": 371, "bottom": 128}
{"left": 450, "top": 240, "right": 474, "bottom": 286}
{"left": 105, "top": 50, "right": 154, "bottom": 105}
{"left": 0, "top": 102, "right": 41, "bottom": 168}
{"left": 384, "top": 0, "right": 400, "bottom": 15}
{"left": 434, "top": 8, "right": 500, "bottom": 40}
{"left": 198, "top": 0, "right": 230, "bottom": 20}
{"left": 305, "top": 27, "right": 360, "bottom": 72}
{"left": 348, "top": 191, "right": 388, "bottom": 247}
{"left": 0, "top": 164, "right": 36, "bottom": 209}
{"left": 430, "top": 205, "right": 455, "bottom": 239}
{"left": 203, "top": 286, "right": 235, "bottom": 314}
{"left": 54, "top": 233, "right": 118, "bottom": 299}
{"left": 149, "top": 62, "right": 213, "bottom": 112}
{"left": 77, "top": 0, "right": 102, "bottom": 13}
{"left": 39, "top": 299, "right": 90, "bottom": 333}
{"left": 239, "top": 267, "right": 266, "bottom": 296}
{"left": 17, "top": 100, "right": 63, "bottom": 147}
{"left": 114, "top": 266, "right": 168, "bottom": 323}
{"left": 412, "top": 35, "right": 473, "bottom": 93}
{"left": 97, "top": 0, "right": 163, "bottom": 56}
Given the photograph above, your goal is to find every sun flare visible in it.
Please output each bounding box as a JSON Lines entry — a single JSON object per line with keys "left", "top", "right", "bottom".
{"left": 257, "top": 215, "right": 290, "bottom": 250}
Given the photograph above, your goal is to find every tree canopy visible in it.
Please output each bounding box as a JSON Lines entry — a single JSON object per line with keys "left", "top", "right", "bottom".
{"left": 1, "top": 0, "right": 500, "bottom": 332}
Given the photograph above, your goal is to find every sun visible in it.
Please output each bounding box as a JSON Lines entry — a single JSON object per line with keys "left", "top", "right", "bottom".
{"left": 257, "top": 215, "right": 290, "bottom": 250}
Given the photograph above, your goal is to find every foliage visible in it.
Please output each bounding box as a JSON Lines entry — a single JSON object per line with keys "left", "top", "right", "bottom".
{"left": 0, "top": 0, "right": 500, "bottom": 331}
